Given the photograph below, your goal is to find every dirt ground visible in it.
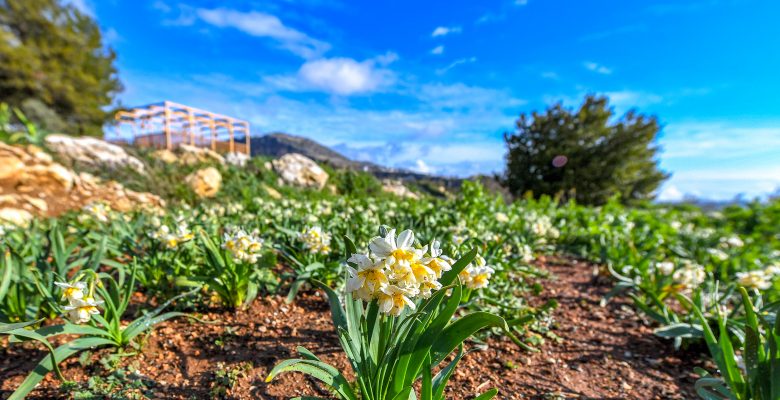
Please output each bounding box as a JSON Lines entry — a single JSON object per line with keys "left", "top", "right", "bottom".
{"left": 1, "top": 257, "right": 706, "bottom": 399}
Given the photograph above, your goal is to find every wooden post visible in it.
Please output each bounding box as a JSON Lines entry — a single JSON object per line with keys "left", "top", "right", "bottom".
{"left": 163, "top": 102, "right": 172, "bottom": 150}
{"left": 188, "top": 108, "right": 195, "bottom": 146}
{"left": 228, "top": 123, "right": 235, "bottom": 153}
{"left": 210, "top": 120, "right": 216, "bottom": 151}
{"left": 245, "top": 122, "right": 250, "bottom": 155}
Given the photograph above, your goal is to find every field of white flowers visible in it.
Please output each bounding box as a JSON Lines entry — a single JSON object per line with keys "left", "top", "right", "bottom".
{"left": 1, "top": 153, "right": 779, "bottom": 399}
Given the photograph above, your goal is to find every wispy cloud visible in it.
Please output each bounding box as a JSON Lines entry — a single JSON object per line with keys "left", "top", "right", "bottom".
{"left": 540, "top": 71, "right": 559, "bottom": 80}
{"left": 604, "top": 90, "right": 663, "bottom": 108}
{"left": 436, "top": 57, "right": 477, "bottom": 75}
{"left": 431, "top": 26, "right": 462, "bottom": 37}
{"left": 195, "top": 8, "right": 330, "bottom": 58}
{"left": 514, "top": 0, "right": 529, "bottom": 5}
{"left": 583, "top": 61, "right": 612, "bottom": 75}
{"left": 431, "top": 45, "right": 444, "bottom": 55}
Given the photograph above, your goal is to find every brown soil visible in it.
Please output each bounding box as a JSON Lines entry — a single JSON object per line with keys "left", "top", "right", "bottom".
{"left": 1, "top": 257, "right": 705, "bottom": 399}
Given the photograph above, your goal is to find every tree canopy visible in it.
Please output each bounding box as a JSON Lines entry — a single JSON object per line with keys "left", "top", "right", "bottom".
{"left": 0, "top": 0, "right": 122, "bottom": 135}
{"left": 503, "top": 95, "right": 669, "bottom": 205}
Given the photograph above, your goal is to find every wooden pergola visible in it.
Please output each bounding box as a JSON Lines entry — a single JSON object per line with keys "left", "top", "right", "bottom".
{"left": 114, "top": 101, "right": 250, "bottom": 155}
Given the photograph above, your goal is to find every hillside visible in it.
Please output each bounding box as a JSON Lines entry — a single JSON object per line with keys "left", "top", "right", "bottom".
{"left": 250, "top": 132, "right": 464, "bottom": 190}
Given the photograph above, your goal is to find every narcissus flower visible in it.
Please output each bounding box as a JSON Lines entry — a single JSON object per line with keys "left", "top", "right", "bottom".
{"left": 346, "top": 228, "right": 472, "bottom": 316}
{"left": 736, "top": 270, "right": 772, "bottom": 290}
{"left": 63, "top": 296, "right": 103, "bottom": 324}
{"left": 222, "top": 228, "right": 264, "bottom": 263}
{"left": 54, "top": 281, "right": 86, "bottom": 302}
{"left": 377, "top": 285, "right": 417, "bottom": 317}
{"left": 459, "top": 255, "right": 495, "bottom": 290}
{"left": 299, "top": 226, "right": 332, "bottom": 255}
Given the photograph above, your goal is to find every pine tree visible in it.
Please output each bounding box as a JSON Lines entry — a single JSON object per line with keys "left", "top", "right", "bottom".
{"left": 503, "top": 95, "right": 669, "bottom": 205}
{"left": 0, "top": 0, "right": 122, "bottom": 135}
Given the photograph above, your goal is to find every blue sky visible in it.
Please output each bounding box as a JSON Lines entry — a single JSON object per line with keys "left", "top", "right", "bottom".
{"left": 74, "top": 0, "right": 780, "bottom": 201}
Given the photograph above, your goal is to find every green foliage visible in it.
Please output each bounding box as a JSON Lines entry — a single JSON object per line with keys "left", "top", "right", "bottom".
{"left": 267, "top": 237, "right": 505, "bottom": 400}
{"left": 686, "top": 288, "right": 780, "bottom": 400}
{"left": 0, "top": 0, "right": 122, "bottom": 135}
{"left": 0, "top": 102, "right": 47, "bottom": 145}
{"left": 503, "top": 95, "right": 669, "bottom": 205}
{"left": 328, "top": 168, "right": 383, "bottom": 196}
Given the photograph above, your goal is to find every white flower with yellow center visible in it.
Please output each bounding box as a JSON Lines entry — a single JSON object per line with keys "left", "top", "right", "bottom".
{"left": 736, "top": 270, "right": 772, "bottom": 290}
{"left": 672, "top": 262, "right": 706, "bottom": 290}
{"left": 377, "top": 285, "right": 417, "bottom": 316}
{"left": 299, "top": 226, "right": 332, "bottom": 255}
{"left": 63, "top": 296, "right": 103, "bottom": 324}
{"left": 346, "top": 254, "right": 389, "bottom": 301}
{"left": 54, "top": 281, "right": 86, "bottom": 302}
{"left": 654, "top": 261, "right": 675, "bottom": 276}
{"left": 421, "top": 240, "right": 452, "bottom": 279}
{"left": 222, "top": 228, "right": 264, "bottom": 263}
{"left": 459, "top": 255, "right": 495, "bottom": 290}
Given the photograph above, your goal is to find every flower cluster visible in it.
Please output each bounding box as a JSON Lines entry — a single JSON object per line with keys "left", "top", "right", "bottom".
{"left": 222, "top": 228, "right": 264, "bottom": 263}
{"left": 299, "top": 226, "right": 332, "bottom": 255}
{"left": 78, "top": 202, "right": 113, "bottom": 224}
{"left": 672, "top": 262, "right": 707, "bottom": 291}
{"left": 529, "top": 214, "right": 560, "bottom": 242}
{"left": 54, "top": 280, "right": 103, "bottom": 324}
{"left": 346, "top": 228, "right": 453, "bottom": 316}
{"left": 736, "top": 265, "right": 780, "bottom": 290}
{"left": 150, "top": 222, "right": 195, "bottom": 249}
{"left": 458, "top": 255, "right": 495, "bottom": 289}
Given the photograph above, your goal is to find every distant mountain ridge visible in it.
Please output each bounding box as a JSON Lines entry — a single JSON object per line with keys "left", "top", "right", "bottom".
{"left": 250, "top": 132, "right": 462, "bottom": 189}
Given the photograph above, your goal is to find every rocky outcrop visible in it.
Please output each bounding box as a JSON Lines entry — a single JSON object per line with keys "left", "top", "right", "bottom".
{"left": 45, "top": 134, "right": 146, "bottom": 174}
{"left": 185, "top": 167, "right": 222, "bottom": 198}
{"left": 271, "top": 153, "right": 329, "bottom": 190}
{"left": 381, "top": 179, "right": 419, "bottom": 199}
{"left": 225, "top": 152, "right": 250, "bottom": 167}
{"left": 0, "top": 208, "right": 33, "bottom": 227}
{"left": 152, "top": 149, "right": 179, "bottom": 164}
{"left": 0, "top": 142, "right": 164, "bottom": 224}
{"left": 178, "top": 144, "right": 225, "bottom": 166}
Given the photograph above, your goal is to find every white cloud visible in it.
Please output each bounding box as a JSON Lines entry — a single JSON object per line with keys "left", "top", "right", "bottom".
{"left": 541, "top": 71, "right": 559, "bottom": 80}
{"left": 431, "top": 45, "right": 444, "bottom": 55}
{"left": 432, "top": 26, "right": 462, "bottom": 37}
{"left": 514, "top": 0, "right": 529, "bottom": 5}
{"left": 374, "top": 51, "right": 400, "bottom": 66}
{"left": 657, "top": 185, "right": 684, "bottom": 202}
{"left": 660, "top": 122, "right": 780, "bottom": 159}
{"left": 583, "top": 61, "right": 613, "bottom": 75}
{"left": 196, "top": 8, "right": 330, "bottom": 58}
{"left": 297, "top": 56, "right": 395, "bottom": 95}
{"left": 415, "top": 159, "right": 435, "bottom": 174}
{"left": 436, "top": 57, "right": 477, "bottom": 75}
{"left": 418, "top": 82, "right": 526, "bottom": 110}
{"left": 604, "top": 90, "right": 663, "bottom": 108}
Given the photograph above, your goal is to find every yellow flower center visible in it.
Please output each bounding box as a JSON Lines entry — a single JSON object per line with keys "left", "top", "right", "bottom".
{"left": 391, "top": 249, "right": 415, "bottom": 262}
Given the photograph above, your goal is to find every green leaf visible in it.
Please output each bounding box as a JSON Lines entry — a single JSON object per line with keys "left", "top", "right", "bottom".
{"left": 431, "top": 312, "right": 508, "bottom": 366}
{"left": 122, "top": 311, "right": 188, "bottom": 343}
{"left": 473, "top": 388, "right": 499, "bottom": 400}
{"left": 266, "top": 359, "right": 357, "bottom": 400}
{"left": 312, "top": 280, "right": 347, "bottom": 332}
{"left": 8, "top": 337, "right": 115, "bottom": 400}
{"left": 432, "top": 345, "right": 465, "bottom": 400}
{"left": 695, "top": 377, "right": 739, "bottom": 400}
{"left": 653, "top": 323, "right": 704, "bottom": 339}
{"left": 421, "top": 354, "right": 433, "bottom": 400}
